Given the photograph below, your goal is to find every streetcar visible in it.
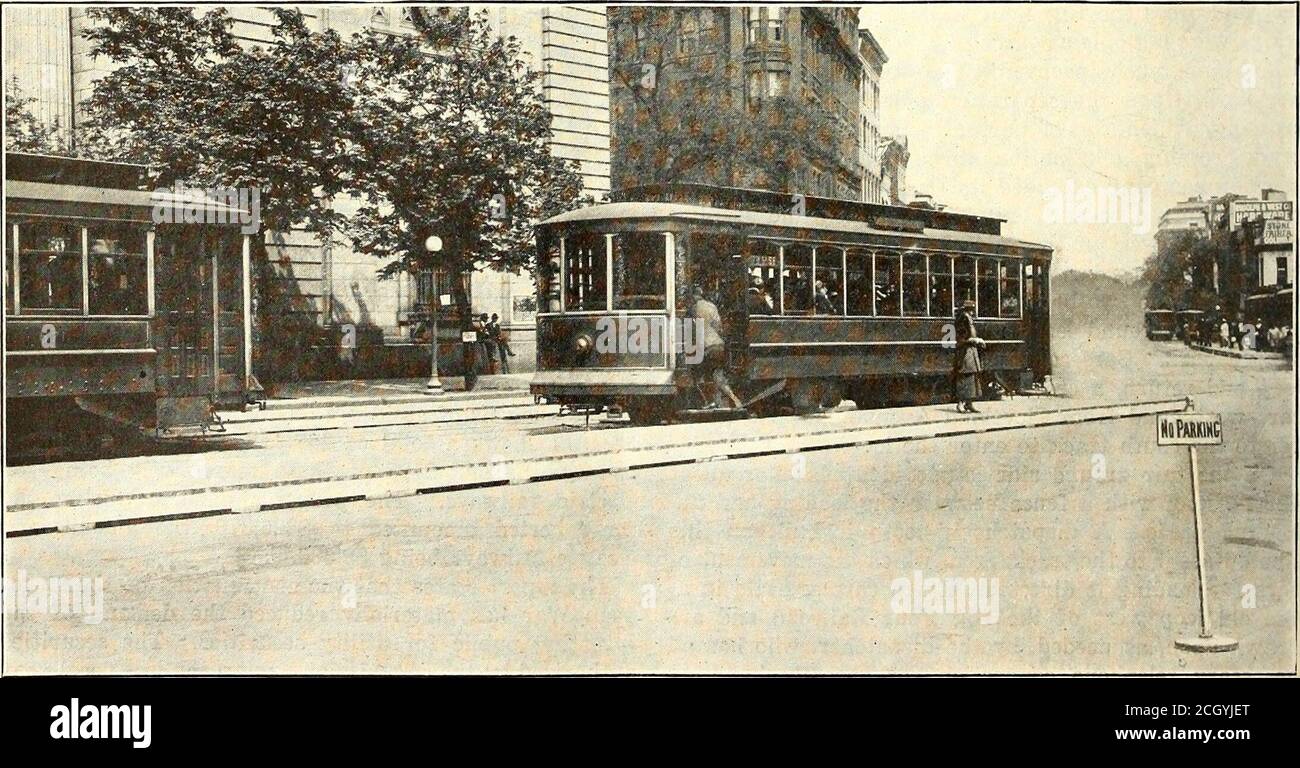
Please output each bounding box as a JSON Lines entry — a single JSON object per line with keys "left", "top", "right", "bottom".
{"left": 531, "top": 184, "right": 1053, "bottom": 423}
{"left": 4, "top": 152, "right": 257, "bottom": 458}
{"left": 1143, "top": 309, "right": 1177, "bottom": 340}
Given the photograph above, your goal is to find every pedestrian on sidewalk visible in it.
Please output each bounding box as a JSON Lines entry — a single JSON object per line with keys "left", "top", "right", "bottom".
{"left": 487, "top": 313, "right": 515, "bottom": 373}
{"left": 477, "top": 313, "right": 498, "bottom": 374}
{"left": 952, "top": 299, "right": 985, "bottom": 413}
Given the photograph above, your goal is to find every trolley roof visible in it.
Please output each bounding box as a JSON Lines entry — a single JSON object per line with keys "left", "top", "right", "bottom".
{"left": 541, "top": 201, "right": 1054, "bottom": 254}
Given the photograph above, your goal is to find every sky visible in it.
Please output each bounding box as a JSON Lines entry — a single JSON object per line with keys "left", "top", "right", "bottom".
{"left": 862, "top": 2, "right": 1297, "bottom": 276}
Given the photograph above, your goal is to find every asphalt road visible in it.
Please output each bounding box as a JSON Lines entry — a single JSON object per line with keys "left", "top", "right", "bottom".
{"left": 3, "top": 329, "right": 1293, "bottom": 673}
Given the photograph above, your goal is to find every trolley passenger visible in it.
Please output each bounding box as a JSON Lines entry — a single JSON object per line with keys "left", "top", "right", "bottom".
{"left": 747, "top": 274, "right": 774, "bottom": 315}
{"left": 689, "top": 286, "right": 742, "bottom": 410}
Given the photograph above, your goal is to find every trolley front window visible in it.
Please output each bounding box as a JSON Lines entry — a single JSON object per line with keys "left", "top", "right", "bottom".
{"left": 612, "top": 232, "right": 666, "bottom": 310}
{"left": 17, "top": 221, "right": 82, "bottom": 314}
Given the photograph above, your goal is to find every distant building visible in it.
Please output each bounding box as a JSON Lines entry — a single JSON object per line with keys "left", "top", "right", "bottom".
{"left": 857, "top": 27, "right": 887, "bottom": 204}
{"left": 1227, "top": 190, "right": 1294, "bottom": 325}
{"left": 879, "top": 134, "right": 910, "bottom": 205}
{"left": 3, "top": 4, "right": 612, "bottom": 378}
{"left": 1154, "top": 196, "right": 1210, "bottom": 252}
{"left": 608, "top": 5, "right": 883, "bottom": 201}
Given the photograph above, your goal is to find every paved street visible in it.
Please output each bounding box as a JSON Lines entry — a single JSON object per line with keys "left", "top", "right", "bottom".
{"left": 3, "top": 329, "right": 1293, "bottom": 673}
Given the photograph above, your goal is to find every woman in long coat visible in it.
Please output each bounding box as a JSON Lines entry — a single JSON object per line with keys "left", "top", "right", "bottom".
{"left": 953, "top": 299, "right": 985, "bottom": 413}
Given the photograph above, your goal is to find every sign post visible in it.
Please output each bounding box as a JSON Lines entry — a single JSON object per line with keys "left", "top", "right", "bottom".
{"left": 1157, "top": 400, "right": 1237, "bottom": 653}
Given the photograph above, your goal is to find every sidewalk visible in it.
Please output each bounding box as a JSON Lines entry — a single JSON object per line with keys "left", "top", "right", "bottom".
{"left": 1188, "top": 344, "right": 1288, "bottom": 362}
{"left": 6, "top": 394, "right": 1188, "bottom": 534}
{"left": 258, "top": 374, "right": 533, "bottom": 411}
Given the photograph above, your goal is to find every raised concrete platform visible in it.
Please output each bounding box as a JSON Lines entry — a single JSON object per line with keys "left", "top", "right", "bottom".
{"left": 1188, "top": 344, "right": 1287, "bottom": 361}
{"left": 4, "top": 395, "right": 1189, "bottom": 537}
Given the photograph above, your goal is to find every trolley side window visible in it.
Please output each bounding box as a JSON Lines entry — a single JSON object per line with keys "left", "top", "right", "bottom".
{"left": 873, "top": 251, "right": 901, "bottom": 317}
{"left": 976, "top": 258, "right": 999, "bottom": 319}
{"left": 747, "top": 239, "right": 781, "bottom": 314}
{"left": 563, "top": 232, "right": 608, "bottom": 312}
{"left": 929, "top": 253, "right": 954, "bottom": 318}
{"left": 954, "top": 255, "right": 976, "bottom": 309}
{"left": 999, "top": 260, "right": 1022, "bottom": 318}
{"left": 87, "top": 223, "right": 148, "bottom": 316}
{"left": 537, "top": 232, "right": 561, "bottom": 313}
{"left": 813, "top": 246, "right": 843, "bottom": 316}
{"left": 845, "top": 247, "right": 872, "bottom": 316}
{"left": 901, "top": 252, "right": 928, "bottom": 317}
{"left": 781, "top": 243, "right": 813, "bottom": 315}
{"left": 17, "top": 220, "right": 83, "bottom": 314}
{"left": 612, "top": 232, "right": 666, "bottom": 311}
{"left": 4, "top": 224, "right": 13, "bottom": 314}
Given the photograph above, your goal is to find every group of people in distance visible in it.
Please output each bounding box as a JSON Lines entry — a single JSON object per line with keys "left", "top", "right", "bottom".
{"left": 469, "top": 312, "right": 516, "bottom": 374}
{"left": 1179, "top": 312, "right": 1291, "bottom": 354}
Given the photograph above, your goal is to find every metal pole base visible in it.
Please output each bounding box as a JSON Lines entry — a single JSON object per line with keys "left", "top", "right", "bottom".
{"left": 425, "top": 379, "right": 444, "bottom": 395}
{"left": 1175, "top": 635, "right": 1239, "bottom": 653}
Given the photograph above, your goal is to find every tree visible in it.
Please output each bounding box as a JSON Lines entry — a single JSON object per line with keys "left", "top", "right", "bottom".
{"left": 343, "top": 8, "right": 588, "bottom": 289}
{"left": 80, "top": 7, "right": 354, "bottom": 235}
{"left": 4, "top": 77, "right": 64, "bottom": 153}
{"left": 608, "top": 6, "right": 842, "bottom": 193}
{"left": 1142, "top": 230, "right": 1221, "bottom": 311}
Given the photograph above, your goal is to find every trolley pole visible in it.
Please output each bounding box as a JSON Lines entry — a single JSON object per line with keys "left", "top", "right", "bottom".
{"left": 1160, "top": 398, "right": 1237, "bottom": 653}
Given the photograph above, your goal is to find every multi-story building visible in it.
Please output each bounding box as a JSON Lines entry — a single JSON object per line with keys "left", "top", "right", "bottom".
{"left": 4, "top": 4, "right": 612, "bottom": 378}
{"left": 1154, "top": 196, "right": 1210, "bottom": 249}
{"left": 857, "top": 28, "right": 886, "bottom": 204}
{"left": 607, "top": 5, "right": 884, "bottom": 201}
{"left": 879, "top": 134, "right": 909, "bottom": 206}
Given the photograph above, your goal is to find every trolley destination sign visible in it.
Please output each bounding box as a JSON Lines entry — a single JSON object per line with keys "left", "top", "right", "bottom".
{"left": 1157, "top": 412, "right": 1223, "bottom": 446}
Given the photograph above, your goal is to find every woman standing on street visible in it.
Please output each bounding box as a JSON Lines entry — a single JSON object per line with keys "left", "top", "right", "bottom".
{"left": 953, "top": 299, "right": 986, "bottom": 413}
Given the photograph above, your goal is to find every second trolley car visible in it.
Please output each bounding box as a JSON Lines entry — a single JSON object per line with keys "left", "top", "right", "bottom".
{"left": 531, "top": 184, "right": 1053, "bottom": 423}
{"left": 4, "top": 152, "right": 257, "bottom": 458}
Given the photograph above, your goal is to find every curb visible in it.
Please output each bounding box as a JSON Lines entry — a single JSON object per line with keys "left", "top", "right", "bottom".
{"left": 5, "top": 397, "right": 1188, "bottom": 538}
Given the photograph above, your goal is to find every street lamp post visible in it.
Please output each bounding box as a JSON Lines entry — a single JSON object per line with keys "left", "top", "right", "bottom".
{"left": 425, "top": 235, "right": 444, "bottom": 395}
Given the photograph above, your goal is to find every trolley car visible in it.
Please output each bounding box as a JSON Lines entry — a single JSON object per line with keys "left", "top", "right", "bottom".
{"left": 531, "top": 184, "right": 1053, "bottom": 423}
{"left": 4, "top": 152, "right": 257, "bottom": 457}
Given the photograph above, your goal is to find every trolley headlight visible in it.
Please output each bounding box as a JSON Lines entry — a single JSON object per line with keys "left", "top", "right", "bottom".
{"left": 574, "top": 333, "right": 594, "bottom": 354}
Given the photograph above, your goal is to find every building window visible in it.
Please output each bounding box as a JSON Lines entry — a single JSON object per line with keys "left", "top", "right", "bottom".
{"left": 767, "top": 6, "right": 784, "bottom": 42}
{"left": 767, "top": 70, "right": 787, "bottom": 97}
{"left": 1278, "top": 256, "right": 1289, "bottom": 287}
{"left": 677, "top": 12, "right": 699, "bottom": 54}
{"left": 370, "top": 7, "right": 389, "bottom": 27}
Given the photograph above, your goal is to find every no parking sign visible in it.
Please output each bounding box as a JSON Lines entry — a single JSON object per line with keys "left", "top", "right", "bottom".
{"left": 1159, "top": 406, "right": 1236, "bottom": 653}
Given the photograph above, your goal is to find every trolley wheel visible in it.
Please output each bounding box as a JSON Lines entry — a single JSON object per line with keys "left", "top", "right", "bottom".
{"left": 626, "top": 397, "right": 672, "bottom": 426}
{"left": 820, "top": 380, "right": 844, "bottom": 409}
